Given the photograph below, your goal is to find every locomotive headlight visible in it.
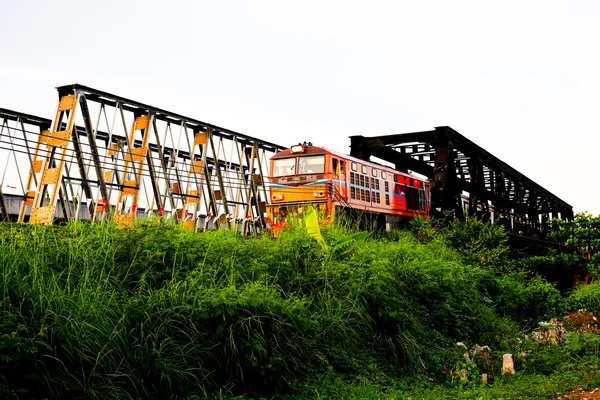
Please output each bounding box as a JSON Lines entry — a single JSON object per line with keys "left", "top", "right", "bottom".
{"left": 272, "top": 194, "right": 284, "bottom": 201}
{"left": 313, "top": 191, "right": 325, "bottom": 198}
{"left": 290, "top": 144, "right": 304, "bottom": 154}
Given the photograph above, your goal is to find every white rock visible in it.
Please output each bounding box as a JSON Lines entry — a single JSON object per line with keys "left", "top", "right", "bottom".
{"left": 481, "top": 373, "right": 488, "bottom": 384}
{"left": 502, "top": 354, "right": 515, "bottom": 375}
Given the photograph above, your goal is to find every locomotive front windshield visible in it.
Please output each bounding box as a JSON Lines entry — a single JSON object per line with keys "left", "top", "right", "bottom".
{"left": 273, "top": 155, "right": 325, "bottom": 176}
{"left": 298, "top": 155, "right": 324, "bottom": 174}
{"left": 273, "top": 158, "right": 297, "bottom": 176}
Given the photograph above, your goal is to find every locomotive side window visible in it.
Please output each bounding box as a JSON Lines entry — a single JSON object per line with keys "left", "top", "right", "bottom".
{"left": 332, "top": 158, "right": 338, "bottom": 175}
{"left": 382, "top": 171, "right": 387, "bottom": 180}
{"left": 362, "top": 165, "right": 367, "bottom": 174}
{"left": 372, "top": 169, "right": 377, "bottom": 177}
{"left": 350, "top": 171, "right": 356, "bottom": 199}
{"left": 370, "top": 177, "right": 378, "bottom": 203}
{"left": 351, "top": 162, "right": 357, "bottom": 172}
{"left": 385, "top": 182, "right": 390, "bottom": 205}
{"left": 339, "top": 160, "right": 345, "bottom": 174}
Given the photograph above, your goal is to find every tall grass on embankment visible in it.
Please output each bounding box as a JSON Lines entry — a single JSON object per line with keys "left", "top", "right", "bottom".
{"left": 0, "top": 218, "right": 583, "bottom": 398}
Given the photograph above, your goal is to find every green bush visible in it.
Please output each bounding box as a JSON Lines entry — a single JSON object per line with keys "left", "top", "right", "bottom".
{"left": 484, "top": 273, "right": 564, "bottom": 324}
{"left": 317, "top": 229, "right": 520, "bottom": 378}
{"left": 518, "top": 343, "right": 570, "bottom": 375}
{"left": 566, "top": 281, "right": 600, "bottom": 316}
{"left": 410, "top": 216, "right": 510, "bottom": 270}
{"left": 523, "top": 278, "right": 564, "bottom": 319}
{"left": 0, "top": 309, "right": 50, "bottom": 398}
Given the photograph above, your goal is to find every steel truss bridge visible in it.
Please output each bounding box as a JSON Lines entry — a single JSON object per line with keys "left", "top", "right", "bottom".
{"left": 0, "top": 84, "right": 284, "bottom": 233}
{"left": 351, "top": 127, "right": 573, "bottom": 238}
{"left": 1, "top": 84, "right": 572, "bottom": 237}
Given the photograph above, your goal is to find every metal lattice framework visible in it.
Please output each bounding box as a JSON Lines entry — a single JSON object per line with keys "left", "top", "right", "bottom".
{"left": 0, "top": 109, "right": 51, "bottom": 222}
{"left": 350, "top": 126, "right": 573, "bottom": 237}
{"left": 0, "top": 84, "right": 284, "bottom": 232}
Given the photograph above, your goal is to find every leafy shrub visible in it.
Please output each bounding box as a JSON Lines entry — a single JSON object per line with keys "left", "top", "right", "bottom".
{"left": 563, "top": 332, "right": 600, "bottom": 358}
{"left": 0, "top": 309, "right": 49, "bottom": 398}
{"left": 566, "top": 281, "right": 600, "bottom": 316}
{"left": 320, "top": 229, "right": 520, "bottom": 378}
{"left": 550, "top": 214, "right": 600, "bottom": 280}
{"left": 517, "top": 343, "right": 569, "bottom": 375}
{"left": 486, "top": 274, "right": 563, "bottom": 324}
{"left": 441, "top": 219, "right": 510, "bottom": 269}
{"left": 523, "top": 278, "right": 564, "bottom": 320}
{"left": 410, "top": 216, "right": 510, "bottom": 270}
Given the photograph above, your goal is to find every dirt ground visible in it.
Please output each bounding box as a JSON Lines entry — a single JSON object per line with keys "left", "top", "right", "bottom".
{"left": 556, "top": 386, "right": 600, "bottom": 400}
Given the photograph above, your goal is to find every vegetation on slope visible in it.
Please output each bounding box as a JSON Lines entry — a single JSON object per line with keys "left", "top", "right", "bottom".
{"left": 0, "top": 216, "right": 599, "bottom": 399}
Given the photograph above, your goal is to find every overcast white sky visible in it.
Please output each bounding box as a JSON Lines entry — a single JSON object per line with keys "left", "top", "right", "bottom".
{"left": 1, "top": 0, "right": 599, "bottom": 215}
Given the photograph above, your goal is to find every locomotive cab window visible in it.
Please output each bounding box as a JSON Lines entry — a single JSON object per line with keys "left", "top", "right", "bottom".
{"left": 298, "top": 155, "right": 325, "bottom": 174}
{"left": 273, "top": 158, "right": 296, "bottom": 176}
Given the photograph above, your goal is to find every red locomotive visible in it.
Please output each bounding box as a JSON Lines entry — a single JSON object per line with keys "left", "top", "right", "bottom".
{"left": 266, "top": 142, "right": 431, "bottom": 230}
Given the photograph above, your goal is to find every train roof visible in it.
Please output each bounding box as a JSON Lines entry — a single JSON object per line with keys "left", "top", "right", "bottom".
{"left": 271, "top": 145, "right": 426, "bottom": 180}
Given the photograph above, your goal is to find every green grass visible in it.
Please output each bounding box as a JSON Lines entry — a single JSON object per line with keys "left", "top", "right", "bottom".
{"left": 0, "top": 219, "right": 597, "bottom": 399}
{"left": 291, "top": 369, "right": 599, "bottom": 400}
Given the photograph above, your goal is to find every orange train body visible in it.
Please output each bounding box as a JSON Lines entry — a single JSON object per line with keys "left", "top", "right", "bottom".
{"left": 266, "top": 143, "right": 431, "bottom": 229}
